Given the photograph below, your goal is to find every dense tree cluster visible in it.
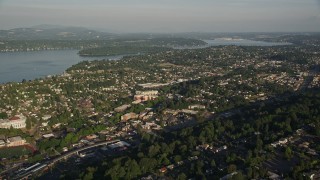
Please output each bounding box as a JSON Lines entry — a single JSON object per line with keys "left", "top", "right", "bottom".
{"left": 73, "top": 89, "right": 320, "bottom": 179}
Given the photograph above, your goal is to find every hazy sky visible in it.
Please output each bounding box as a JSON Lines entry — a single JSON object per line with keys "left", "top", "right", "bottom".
{"left": 0, "top": 0, "right": 319, "bottom": 32}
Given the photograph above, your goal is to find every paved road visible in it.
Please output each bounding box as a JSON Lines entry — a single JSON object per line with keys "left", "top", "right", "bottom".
{"left": 48, "top": 139, "right": 119, "bottom": 165}
{"left": 11, "top": 139, "right": 120, "bottom": 179}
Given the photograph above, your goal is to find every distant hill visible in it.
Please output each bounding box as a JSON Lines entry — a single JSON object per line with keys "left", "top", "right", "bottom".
{"left": 30, "top": 24, "right": 72, "bottom": 29}
{"left": 0, "top": 25, "right": 116, "bottom": 40}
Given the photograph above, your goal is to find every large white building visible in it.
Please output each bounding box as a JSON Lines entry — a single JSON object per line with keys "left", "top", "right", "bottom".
{"left": 0, "top": 114, "right": 27, "bottom": 129}
{"left": 6, "top": 136, "right": 26, "bottom": 147}
{"left": 0, "top": 140, "right": 5, "bottom": 147}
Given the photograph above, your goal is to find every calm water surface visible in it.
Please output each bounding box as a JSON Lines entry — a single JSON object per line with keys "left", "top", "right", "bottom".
{"left": 0, "top": 50, "right": 123, "bottom": 84}
{"left": 174, "top": 38, "right": 291, "bottom": 49}
{"left": 204, "top": 38, "right": 291, "bottom": 46}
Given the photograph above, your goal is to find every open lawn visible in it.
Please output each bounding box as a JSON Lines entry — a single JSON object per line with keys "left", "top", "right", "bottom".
{"left": 0, "top": 146, "right": 33, "bottom": 159}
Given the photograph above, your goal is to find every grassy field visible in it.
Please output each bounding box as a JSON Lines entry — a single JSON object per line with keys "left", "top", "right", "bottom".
{"left": 0, "top": 146, "right": 33, "bottom": 159}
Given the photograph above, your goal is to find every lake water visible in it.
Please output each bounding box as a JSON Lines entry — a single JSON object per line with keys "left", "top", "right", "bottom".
{"left": 0, "top": 39, "right": 292, "bottom": 84}
{"left": 0, "top": 50, "right": 124, "bottom": 84}
{"left": 173, "top": 38, "right": 291, "bottom": 50}
{"left": 204, "top": 38, "right": 291, "bottom": 46}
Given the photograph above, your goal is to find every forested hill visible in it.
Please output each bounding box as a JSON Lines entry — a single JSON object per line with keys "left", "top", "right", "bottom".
{"left": 0, "top": 26, "right": 115, "bottom": 40}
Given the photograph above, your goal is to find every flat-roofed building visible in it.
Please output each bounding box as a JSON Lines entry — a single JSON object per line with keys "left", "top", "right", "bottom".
{"left": 188, "top": 104, "right": 206, "bottom": 110}
{"left": 135, "top": 91, "right": 158, "bottom": 96}
{"left": 0, "top": 140, "right": 5, "bottom": 147}
{"left": 138, "top": 83, "right": 169, "bottom": 88}
{"left": 121, "top": 112, "right": 138, "bottom": 122}
{"left": 6, "top": 136, "right": 26, "bottom": 147}
{"left": 42, "top": 133, "right": 55, "bottom": 139}
{"left": 114, "top": 104, "right": 131, "bottom": 112}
